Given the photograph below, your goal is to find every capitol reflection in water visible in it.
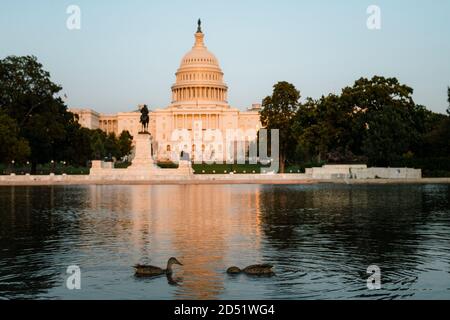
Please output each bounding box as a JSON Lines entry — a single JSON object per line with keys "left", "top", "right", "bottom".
{"left": 71, "top": 185, "right": 263, "bottom": 300}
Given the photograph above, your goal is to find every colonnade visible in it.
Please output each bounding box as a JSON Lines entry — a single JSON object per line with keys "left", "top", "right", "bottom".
{"left": 173, "top": 87, "right": 227, "bottom": 102}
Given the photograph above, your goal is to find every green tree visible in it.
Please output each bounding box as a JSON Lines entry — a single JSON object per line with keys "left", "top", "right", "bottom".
{"left": 424, "top": 117, "right": 450, "bottom": 157}
{"left": 0, "top": 56, "right": 76, "bottom": 172}
{"left": 118, "top": 131, "right": 133, "bottom": 160}
{"left": 294, "top": 94, "right": 359, "bottom": 163}
{"left": 420, "top": 90, "right": 450, "bottom": 157}
{"left": 87, "top": 129, "right": 133, "bottom": 161}
{"left": 90, "top": 129, "right": 107, "bottom": 160}
{"left": 260, "top": 81, "right": 301, "bottom": 173}
{"left": 62, "top": 124, "right": 94, "bottom": 166}
{"left": 340, "top": 76, "right": 419, "bottom": 165}
{"left": 0, "top": 110, "right": 30, "bottom": 163}
{"left": 104, "top": 133, "right": 120, "bottom": 159}
{"left": 361, "top": 105, "right": 417, "bottom": 166}
{"left": 291, "top": 76, "right": 426, "bottom": 166}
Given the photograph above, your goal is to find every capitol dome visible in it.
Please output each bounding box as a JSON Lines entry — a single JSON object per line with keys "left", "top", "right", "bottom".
{"left": 171, "top": 20, "right": 228, "bottom": 106}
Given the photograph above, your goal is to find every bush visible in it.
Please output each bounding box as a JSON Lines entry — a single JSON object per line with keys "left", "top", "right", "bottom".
{"left": 0, "top": 162, "right": 89, "bottom": 175}
{"left": 157, "top": 161, "right": 179, "bottom": 169}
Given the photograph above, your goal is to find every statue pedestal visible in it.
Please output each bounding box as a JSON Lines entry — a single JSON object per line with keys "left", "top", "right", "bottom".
{"left": 128, "top": 132, "right": 155, "bottom": 171}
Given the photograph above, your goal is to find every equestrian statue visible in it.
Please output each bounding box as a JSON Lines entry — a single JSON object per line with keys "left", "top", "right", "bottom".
{"left": 140, "top": 105, "right": 150, "bottom": 133}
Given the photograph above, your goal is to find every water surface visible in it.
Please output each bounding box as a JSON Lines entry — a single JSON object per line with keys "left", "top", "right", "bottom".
{"left": 0, "top": 184, "right": 449, "bottom": 300}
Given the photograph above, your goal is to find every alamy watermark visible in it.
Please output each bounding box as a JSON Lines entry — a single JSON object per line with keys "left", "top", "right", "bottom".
{"left": 66, "top": 265, "right": 81, "bottom": 290}
{"left": 367, "top": 5, "right": 381, "bottom": 30}
{"left": 66, "top": 5, "right": 81, "bottom": 30}
{"left": 367, "top": 265, "right": 382, "bottom": 290}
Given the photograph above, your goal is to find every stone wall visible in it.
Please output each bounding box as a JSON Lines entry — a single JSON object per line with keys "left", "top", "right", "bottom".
{"left": 351, "top": 167, "right": 422, "bottom": 180}
{"left": 306, "top": 165, "right": 422, "bottom": 180}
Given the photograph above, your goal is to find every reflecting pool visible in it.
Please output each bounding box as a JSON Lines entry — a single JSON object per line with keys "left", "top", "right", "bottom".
{"left": 0, "top": 184, "right": 449, "bottom": 300}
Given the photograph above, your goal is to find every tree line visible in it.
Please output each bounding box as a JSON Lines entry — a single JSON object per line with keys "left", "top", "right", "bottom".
{"left": 261, "top": 79, "right": 450, "bottom": 175}
{"left": 0, "top": 56, "right": 133, "bottom": 173}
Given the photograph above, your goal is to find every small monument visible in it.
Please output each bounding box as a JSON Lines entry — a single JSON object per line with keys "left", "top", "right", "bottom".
{"left": 128, "top": 105, "right": 156, "bottom": 171}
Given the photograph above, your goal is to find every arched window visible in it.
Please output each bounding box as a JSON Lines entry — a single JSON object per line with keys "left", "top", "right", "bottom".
{"left": 167, "top": 145, "right": 171, "bottom": 152}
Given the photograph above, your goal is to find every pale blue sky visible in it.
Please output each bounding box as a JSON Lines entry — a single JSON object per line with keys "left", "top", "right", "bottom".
{"left": 1, "top": 0, "right": 449, "bottom": 114}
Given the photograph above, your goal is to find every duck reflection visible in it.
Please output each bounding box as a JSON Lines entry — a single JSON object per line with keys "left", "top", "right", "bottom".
{"left": 166, "top": 273, "right": 183, "bottom": 286}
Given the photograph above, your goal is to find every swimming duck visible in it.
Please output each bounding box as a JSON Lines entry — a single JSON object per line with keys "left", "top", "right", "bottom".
{"left": 134, "top": 257, "right": 183, "bottom": 277}
{"left": 227, "top": 264, "right": 274, "bottom": 275}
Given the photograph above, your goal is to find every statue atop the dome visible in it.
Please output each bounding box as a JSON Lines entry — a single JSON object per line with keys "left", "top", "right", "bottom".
{"left": 139, "top": 104, "right": 150, "bottom": 133}
{"left": 197, "top": 18, "right": 202, "bottom": 33}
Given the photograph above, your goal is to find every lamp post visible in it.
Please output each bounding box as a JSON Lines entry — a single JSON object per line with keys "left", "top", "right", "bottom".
{"left": 11, "top": 160, "right": 15, "bottom": 175}
{"left": 50, "top": 160, "right": 55, "bottom": 175}
{"left": 62, "top": 161, "right": 66, "bottom": 175}
{"left": 26, "top": 161, "right": 30, "bottom": 175}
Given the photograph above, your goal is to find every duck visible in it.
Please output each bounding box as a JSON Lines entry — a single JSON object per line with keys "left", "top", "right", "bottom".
{"left": 226, "top": 264, "right": 274, "bottom": 276}
{"left": 134, "top": 257, "right": 183, "bottom": 277}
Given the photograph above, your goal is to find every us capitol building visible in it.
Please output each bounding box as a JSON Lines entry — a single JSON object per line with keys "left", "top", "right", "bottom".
{"left": 70, "top": 21, "right": 261, "bottom": 161}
